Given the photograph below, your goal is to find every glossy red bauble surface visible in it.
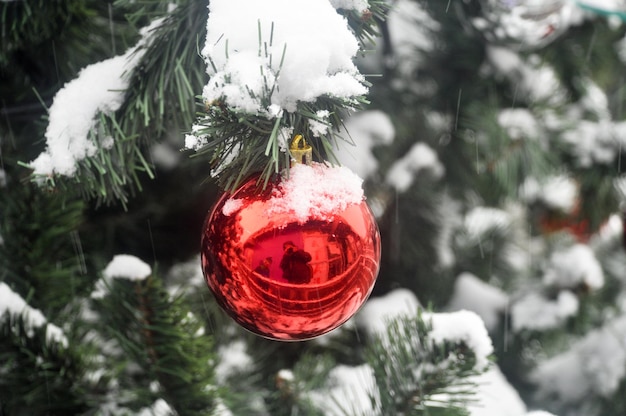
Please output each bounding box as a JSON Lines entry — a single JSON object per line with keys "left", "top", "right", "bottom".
{"left": 201, "top": 173, "right": 381, "bottom": 341}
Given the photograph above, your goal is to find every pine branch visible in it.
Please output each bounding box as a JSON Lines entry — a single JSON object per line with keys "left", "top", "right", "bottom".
{"left": 191, "top": 94, "right": 368, "bottom": 191}
{"left": 336, "top": 0, "right": 391, "bottom": 50}
{"left": 19, "top": 0, "right": 389, "bottom": 201}
{"left": 116, "top": 0, "right": 209, "bottom": 138}
{"left": 92, "top": 273, "right": 217, "bottom": 415}
{"left": 1, "top": 0, "right": 93, "bottom": 64}
{"left": 24, "top": 0, "right": 209, "bottom": 207}
{"left": 377, "top": 179, "right": 450, "bottom": 304}
{"left": 262, "top": 353, "right": 335, "bottom": 416}
{"left": 0, "top": 182, "right": 89, "bottom": 319}
{"left": 576, "top": 168, "right": 621, "bottom": 232}
{"left": 365, "top": 310, "right": 485, "bottom": 416}
{"left": 0, "top": 0, "right": 134, "bottom": 108}
{"left": 185, "top": 0, "right": 386, "bottom": 192}
{"left": 0, "top": 315, "right": 90, "bottom": 415}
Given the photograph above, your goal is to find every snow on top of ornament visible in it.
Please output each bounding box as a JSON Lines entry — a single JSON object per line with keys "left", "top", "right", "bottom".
{"left": 266, "top": 162, "right": 364, "bottom": 223}
{"left": 222, "top": 198, "right": 244, "bottom": 216}
{"left": 202, "top": 0, "right": 367, "bottom": 114}
{"left": 28, "top": 17, "right": 166, "bottom": 178}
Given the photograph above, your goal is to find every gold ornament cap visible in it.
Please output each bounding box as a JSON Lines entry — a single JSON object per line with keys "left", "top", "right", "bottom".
{"left": 289, "top": 134, "right": 312, "bottom": 166}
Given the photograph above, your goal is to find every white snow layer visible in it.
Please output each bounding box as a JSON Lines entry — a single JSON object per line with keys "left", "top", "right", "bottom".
{"left": 214, "top": 340, "right": 253, "bottom": 384}
{"left": 213, "top": 399, "right": 235, "bottom": 416}
{"left": 511, "top": 291, "right": 579, "bottom": 332}
{"left": 320, "top": 287, "right": 559, "bottom": 415}
{"left": 532, "top": 314, "right": 626, "bottom": 402}
{"left": 136, "top": 399, "right": 174, "bottom": 416}
{"left": 487, "top": 37, "right": 626, "bottom": 172}
{"left": 309, "top": 364, "right": 379, "bottom": 416}
{"left": 91, "top": 254, "right": 152, "bottom": 299}
{"left": 355, "top": 288, "right": 421, "bottom": 336}
{"left": 201, "top": 0, "right": 366, "bottom": 114}
{"left": 519, "top": 174, "right": 579, "bottom": 213}
{"left": 334, "top": 110, "right": 395, "bottom": 179}
{"left": 464, "top": 206, "right": 511, "bottom": 241}
{"left": 561, "top": 119, "right": 626, "bottom": 168}
{"left": 540, "top": 175, "right": 579, "bottom": 213}
{"left": 447, "top": 273, "right": 509, "bottom": 332}
{"left": 498, "top": 108, "right": 541, "bottom": 140}
{"left": 308, "top": 357, "right": 553, "bottom": 416}
{"left": 329, "top": 0, "right": 369, "bottom": 12}
{"left": 386, "top": 142, "right": 445, "bottom": 192}
{"left": 543, "top": 243, "right": 604, "bottom": 290}
{"left": 0, "top": 282, "right": 68, "bottom": 347}
{"left": 466, "top": 366, "right": 528, "bottom": 416}
{"left": 356, "top": 289, "right": 494, "bottom": 369}
{"left": 486, "top": 46, "right": 566, "bottom": 105}
{"left": 103, "top": 254, "right": 152, "bottom": 281}
{"left": 385, "top": 0, "right": 436, "bottom": 77}
{"left": 429, "top": 310, "right": 494, "bottom": 369}
{"left": 29, "top": 17, "right": 165, "bottom": 177}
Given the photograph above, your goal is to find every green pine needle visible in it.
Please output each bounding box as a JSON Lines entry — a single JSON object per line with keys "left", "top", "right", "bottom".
{"left": 365, "top": 310, "right": 485, "bottom": 416}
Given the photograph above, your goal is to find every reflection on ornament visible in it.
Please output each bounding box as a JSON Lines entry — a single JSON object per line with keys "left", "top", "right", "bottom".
{"left": 576, "top": 0, "right": 626, "bottom": 21}
{"left": 472, "top": 0, "right": 572, "bottom": 49}
{"left": 201, "top": 164, "right": 381, "bottom": 341}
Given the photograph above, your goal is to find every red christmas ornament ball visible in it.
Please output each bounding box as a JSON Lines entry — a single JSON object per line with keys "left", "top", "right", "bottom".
{"left": 201, "top": 164, "right": 381, "bottom": 341}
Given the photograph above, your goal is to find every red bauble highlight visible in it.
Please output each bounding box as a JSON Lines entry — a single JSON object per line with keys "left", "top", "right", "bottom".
{"left": 201, "top": 172, "right": 380, "bottom": 341}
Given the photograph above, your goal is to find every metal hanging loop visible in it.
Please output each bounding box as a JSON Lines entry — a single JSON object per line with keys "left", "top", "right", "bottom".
{"left": 289, "top": 134, "right": 313, "bottom": 166}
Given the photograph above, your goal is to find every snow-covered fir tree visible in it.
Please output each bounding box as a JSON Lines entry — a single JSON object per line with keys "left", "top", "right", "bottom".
{"left": 2, "top": 0, "right": 626, "bottom": 415}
